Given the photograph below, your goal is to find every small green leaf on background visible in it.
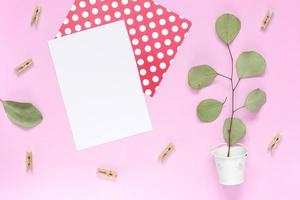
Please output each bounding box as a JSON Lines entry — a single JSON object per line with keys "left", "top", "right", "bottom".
{"left": 197, "top": 99, "right": 223, "bottom": 122}
{"left": 223, "top": 118, "right": 246, "bottom": 144}
{"left": 236, "top": 51, "right": 266, "bottom": 78}
{"left": 215, "top": 13, "right": 241, "bottom": 44}
{"left": 2, "top": 100, "right": 43, "bottom": 128}
{"left": 188, "top": 65, "right": 217, "bottom": 89}
{"left": 244, "top": 88, "right": 267, "bottom": 112}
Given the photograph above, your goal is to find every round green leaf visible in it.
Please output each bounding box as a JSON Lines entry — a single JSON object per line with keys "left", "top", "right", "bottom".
{"left": 215, "top": 13, "right": 241, "bottom": 44}
{"left": 236, "top": 51, "right": 266, "bottom": 78}
{"left": 197, "top": 99, "right": 223, "bottom": 122}
{"left": 244, "top": 88, "right": 267, "bottom": 112}
{"left": 188, "top": 65, "right": 217, "bottom": 89}
{"left": 2, "top": 100, "right": 43, "bottom": 128}
{"left": 223, "top": 118, "right": 246, "bottom": 144}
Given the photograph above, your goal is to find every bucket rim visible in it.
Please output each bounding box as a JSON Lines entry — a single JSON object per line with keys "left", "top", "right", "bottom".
{"left": 211, "top": 143, "right": 248, "bottom": 159}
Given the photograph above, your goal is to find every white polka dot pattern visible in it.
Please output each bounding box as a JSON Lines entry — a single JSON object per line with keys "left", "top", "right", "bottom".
{"left": 57, "top": 0, "right": 191, "bottom": 97}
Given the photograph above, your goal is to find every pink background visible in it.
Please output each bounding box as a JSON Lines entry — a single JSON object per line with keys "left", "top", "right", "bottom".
{"left": 1, "top": 0, "right": 299, "bottom": 199}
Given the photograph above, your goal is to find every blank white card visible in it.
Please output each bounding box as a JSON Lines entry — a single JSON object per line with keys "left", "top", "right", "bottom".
{"left": 49, "top": 21, "right": 152, "bottom": 150}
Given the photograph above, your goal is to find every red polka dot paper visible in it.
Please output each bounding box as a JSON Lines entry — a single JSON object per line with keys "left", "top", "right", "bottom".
{"left": 56, "top": 0, "right": 191, "bottom": 97}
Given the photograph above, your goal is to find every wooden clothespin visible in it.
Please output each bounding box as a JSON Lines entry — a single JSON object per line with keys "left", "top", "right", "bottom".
{"left": 31, "top": 5, "right": 42, "bottom": 26}
{"left": 268, "top": 133, "right": 282, "bottom": 152}
{"left": 158, "top": 143, "right": 175, "bottom": 162}
{"left": 97, "top": 168, "right": 118, "bottom": 179}
{"left": 26, "top": 151, "right": 33, "bottom": 171}
{"left": 16, "top": 59, "right": 33, "bottom": 75}
{"left": 261, "top": 10, "right": 273, "bottom": 30}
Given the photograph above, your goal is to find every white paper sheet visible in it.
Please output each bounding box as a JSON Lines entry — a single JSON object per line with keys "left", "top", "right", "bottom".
{"left": 48, "top": 21, "right": 152, "bottom": 150}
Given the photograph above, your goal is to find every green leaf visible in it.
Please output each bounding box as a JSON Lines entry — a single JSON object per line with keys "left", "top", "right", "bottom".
{"left": 188, "top": 65, "right": 217, "bottom": 89}
{"left": 215, "top": 13, "right": 241, "bottom": 44}
{"left": 197, "top": 99, "right": 224, "bottom": 122}
{"left": 2, "top": 100, "right": 43, "bottom": 128}
{"left": 244, "top": 88, "right": 267, "bottom": 112}
{"left": 236, "top": 51, "right": 266, "bottom": 78}
{"left": 223, "top": 118, "right": 246, "bottom": 144}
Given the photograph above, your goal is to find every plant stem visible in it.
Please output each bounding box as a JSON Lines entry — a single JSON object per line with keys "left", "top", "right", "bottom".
{"left": 234, "top": 105, "right": 245, "bottom": 113}
{"left": 222, "top": 97, "right": 228, "bottom": 104}
{"left": 226, "top": 44, "right": 235, "bottom": 157}
{"left": 233, "top": 78, "right": 241, "bottom": 91}
{"left": 217, "top": 73, "right": 231, "bottom": 80}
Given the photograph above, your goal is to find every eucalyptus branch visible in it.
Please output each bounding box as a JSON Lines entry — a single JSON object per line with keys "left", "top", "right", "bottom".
{"left": 233, "top": 78, "right": 241, "bottom": 91}
{"left": 227, "top": 44, "right": 235, "bottom": 157}
{"left": 217, "top": 73, "right": 231, "bottom": 80}
{"left": 187, "top": 13, "right": 267, "bottom": 160}
{"left": 222, "top": 97, "right": 228, "bottom": 104}
{"left": 234, "top": 105, "right": 245, "bottom": 113}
